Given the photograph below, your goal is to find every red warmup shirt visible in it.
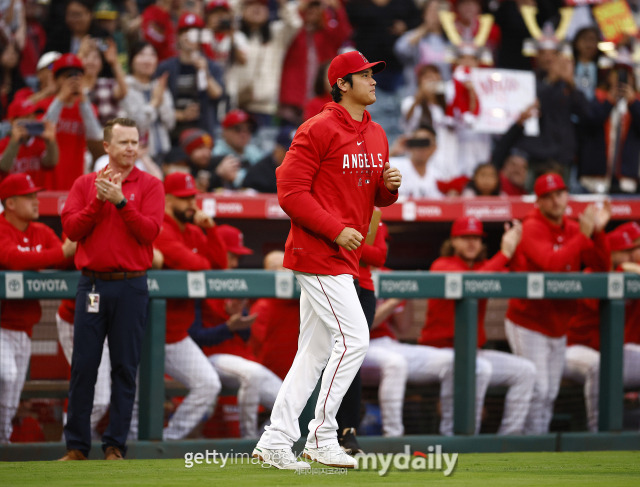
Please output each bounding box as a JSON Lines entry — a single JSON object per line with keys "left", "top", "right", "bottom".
{"left": 153, "top": 214, "right": 228, "bottom": 344}
{"left": 358, "top": 221, "right": 388, "bottom": 292}
{"left": 61, "top": 167, "right": 164, "bottom": 271}
{"left": 199, "top": 298, "right": 256, "bottom": 360}
{"left": 277, "top": 102, "right": 398, "bottom": 277}
{"left": 0, "top": 136, "right": 52, "bottom": 188}
{"left": 625, "top": 299, "right": 640, "bottom": 345}
{"left": 420, "top": 252, "right": 510, "bottom": 348}
{"left": 0, "top": 214, "right": 69, "bottom": 336}
{"left": 249, "top": 298, "right": 300, "bottom": 380}
{"left": 506, "top": 208, "right": 610, "bottom": 338}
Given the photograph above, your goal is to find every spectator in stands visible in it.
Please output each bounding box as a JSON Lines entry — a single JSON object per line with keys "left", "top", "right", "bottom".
{"left": 203, "top": 0, "right": 249, "bottom": 65}
{"left": 394, "top": 0, "right": 451, "bottom": 91}
{"left": 0, "top": 97, "right": 58, "bottom": 187}
{"left": 0, "top": 0, "right": 26, "bottom": 51}
{"left": 157, "top": 12, "right": 224, "bottom": 141}
{"left": 453, "top": 0, "right": 500, "bottom": 54}
{"left": 92, "top": 0, "right": 129, "bottom": 69}
{"left": 572, "top": 26, "right": 603, "bottom": 102}
{"left": 133, "top": 173, "right": 227, "bottom": 440}
{"left": 421, "top": 216, "right": 537, "bottom": 435}
{"left": 249, "top": 250, "right": 300, "bottom": 380}
{"left": 576, "top": 63, "right": 640, "bottom": 195}
{"left": 493, "top": 0, "right": 535, "bottom": 71}
{"left": 179, "top": 127, "right": 217, "bottom": 191}
{"left": 19, "top": 0, "right": 49, "bottom": 88}
{"left": 120, "top": 41, "right": 175, "bottom": 162}
{"left": 78, "top": 36, "right": 128, "bottom": 127}
{"left": 1, "top": 38, "right": 26, "bottom": 119}
{"left": 278, "top": 0, "right": 352, "bottom": 126}
{"left": 43, "top": 53, "right": 103, "bottom": 190}
{"left": 161, "top": 146, "right": 191, "bottom": 177}
{"left": 498, "top": 151, "right": 529, "bottom": 196}
{"left": 399, "top": 63, "right": 447, "bottom": 135}
{"left": 44, "top": 0, "right": 108, "bottom": 55}
{"left": 564, "top": 227, "right": 640, "bottom": 432}
{"left": 462, "top": 162, "right": 501, "bottom": 197}
{"left": 505, "top": 173, "right": 610, "bottom": 435}
{"left": 302, "top": 62, "right": 331, "bottom": 121}
{"left": 389, "top": 124, "right": 445, "bottom": 199}
{"left": 141, "top": 0, "right": 177, "bottom": 62}
{"left": 243, "top": 125, "right": 294, "bottom": 193}
{"left": 212, "top": 109, "right": 263, "bottom": 188}
{"left": 190, "top": 224, "right": 284, "bottom": 438}
{"left": 226, "top": 0, "right": 302, "bottom": 124}
{"left": 0, "top": 173, "right": 76, "bottom": 444}
{"left": 14, "top": 51, "right": 61, "bottom": 106}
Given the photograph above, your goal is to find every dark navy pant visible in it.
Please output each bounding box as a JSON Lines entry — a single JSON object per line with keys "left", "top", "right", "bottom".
{"left": 64, "top": 275, "right": 148, "bottom": 457}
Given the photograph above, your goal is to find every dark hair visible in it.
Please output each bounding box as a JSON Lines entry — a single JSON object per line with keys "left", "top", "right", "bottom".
{"left": 572, "top": 26, "right": 602, "bottom": 63}
{"left": 66, "top": 0, "right": 93, "bottom": 11}
{"left": 104, "top": 117, "right": 138, "bottom": 142}
{"left": 239, "top": 17, "right": 271, "bottom": 44}
{"left": 313, "top": 62, "right": 330, "bottom": 96}
{"left": 331, "top": 73, "right": 353, "bottom": 102}
{"left": 466, "top": 162, "right": 500, "bottom": 196}
{"left": 128, "top": 41, "right": 156, "bottom": 72}
{"left": 414, "top": 64, "right": 446, "bottom": 125}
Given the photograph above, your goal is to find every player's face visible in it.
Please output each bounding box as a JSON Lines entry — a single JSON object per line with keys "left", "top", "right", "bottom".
{"left": 537, "top": 189, "right": 568, "bottom": 223}
{"left": 344, "top": 68, "right": 377, "bottom": 106}
{"left": 105, "top": 125, "right": 139, "bottom": 170}
{"left": 8, "top": 193, "right": 40, "bottom": 222}
{"left": 611, "top": 249, "right": 632, "bottom": 269}
{"left": 451, "top": 235, "right": 483, "bottom": 262}
{"left": 227, "top": 252, "right": 239, "bottom": 269}
{"left": 171, "top": 195, "right": 197, "bottom": 224}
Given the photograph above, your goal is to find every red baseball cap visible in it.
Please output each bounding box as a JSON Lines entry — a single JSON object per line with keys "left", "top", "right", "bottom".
{"left": 178, "top": 12, "right": 205, "bottom": 30}
{"left": 451, "top": 216, "right": 486, "bottom": 237}
{"left": 616, "top": 221, "right": 640, "bottom": 242}
{"left": 607, "top": 229, "right": 636, "bottom": 252}
{"left": 534, "top": 173, "right": 567, "bottom": 197}
{"left": 217, "top": 224, "right": 253, "bottom": 255}
{"left": 164, "top": 172, "right": 199, "bottom": 197}
{"left": 221, "top": 109, "right": 254, "bottom": 129}
{"left": 7, "top": 98, "right": 40, "bottom": 120}
{"left": 52, "top": 53, "right": 84, "bottom": 77}
{"left": 205, "top": 0, "right": 231, "bottom": 11}
{"left": 327, "top": 50, "right": 385, "bottom": 87}
{"left": 0, "top": 174, "right": 44, "bottom": 200}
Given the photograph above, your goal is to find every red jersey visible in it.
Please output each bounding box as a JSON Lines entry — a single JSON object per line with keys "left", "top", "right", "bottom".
{"left": 199, "top": 299, "right": 255, "bottom": 360}
{"left": 277, "top": 102, "right": 398, "bottom": 277}
{"left": 420, "top": 252, "right": 510, "bottom": 348}
{"left": 249, "top": 298, "right": 300, "bottom": 380}
{"left": 567, "top": 298, "right": 600, "bottom": 350}
{"left": 153, "top": 214, "right": 228, "bottom": 344}
{"left": 0, "top": 213, "right": 68, "bottom": 336}
{"left": 0, "top": 136, "right": 52, "bottom": 188}
{"left": 358, "top": 221, "right": 388, "bottom": 291}
{"left": 61, "top": 167, "right": 164, "bottom": 272}
{"left": 506, "top": 208, "right": 610, "bottom": 337}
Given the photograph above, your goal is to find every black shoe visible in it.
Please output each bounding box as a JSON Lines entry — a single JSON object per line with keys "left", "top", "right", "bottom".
{"left": 339, "top": 428, "right": 364, "bottom": 456}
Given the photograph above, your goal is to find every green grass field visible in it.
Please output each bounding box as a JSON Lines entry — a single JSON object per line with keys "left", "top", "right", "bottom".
{"left": 1, "top": 451, "right": 639, "bottom": 486}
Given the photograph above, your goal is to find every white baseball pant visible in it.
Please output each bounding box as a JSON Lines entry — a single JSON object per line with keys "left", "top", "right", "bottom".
{"left": 361, "top": 336, "right": 492, "bottom": 436}
{"left": 0, "top": 328, "right": 31, "bottom": 443}
{"left": 209, "top": 353, "right": 282, "bottom": 438}
{"left": 564, "top": 343, "right": 640, "bottom": 432}
{"left": 130, "top": 336, "right": 221, "bottom": 440}
{"left": 505, "top": 318, "right": 566, "bottom": 434}
{"left": 56, "top": 313, "right": 111, "bottom": 437}
{"left": 477, "top": 349, "right": 536, "bottom": 435}
{"left": 258, "top": 273, "right": 369, "bottom": 450}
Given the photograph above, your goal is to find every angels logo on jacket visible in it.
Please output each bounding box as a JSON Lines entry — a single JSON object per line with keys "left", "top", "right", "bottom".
{"left": 342, "top": 152, "right": 384, "bottom": 172}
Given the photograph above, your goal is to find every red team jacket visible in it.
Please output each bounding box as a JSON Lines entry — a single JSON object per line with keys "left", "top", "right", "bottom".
{"left": 506, "top": 208, "right": 610, "bottom": 338}
{"left": 61, "top": 167, "right": 165, "bottom": 272}
{"left": 153, "top": 214, "right": 228, "bottom": 344}
{"left": 420, "top": 252, "right": 510, "bottom": 348}
{"left": 0, "top": 214, "right": 69, "bottom": 336}
{"left": 276, "top": 102, "right": 398, "bottom": 277}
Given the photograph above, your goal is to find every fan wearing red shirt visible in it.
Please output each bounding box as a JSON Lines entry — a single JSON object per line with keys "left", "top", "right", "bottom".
{"left": 420, "top": 216, "right": 536, "bottom": 435}
{"left": 565, "top": 225, "right": 640, "bottom": 432}
{"left": 189, "top": 225, "right": 283, "bottom": 439}
{"left": 505, "top": 173, "right": 611, "bottom": 435}
{"left": 0, "top": 174, "right": 76, "bottom": 444}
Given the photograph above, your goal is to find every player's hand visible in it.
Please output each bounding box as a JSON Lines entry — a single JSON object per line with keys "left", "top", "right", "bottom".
{"left": 151, "top": 72, "right": 168, "bottom": 107}
{"left": 61, "top": 238, "right": 77, "bottom": 258}
{"left": 95, "top": 171, "right": 125, "bottom": 204}
{"left": 335, "top": 227, "right": 363, "bottom": 251}
{"left": 594, "top": 200, "right": 611, "bottom": 233}
{"left": 383, "top": 162, "right": 402, "bottom": 191}
{"left": 227, "top": 313, "right": 258, "bottom": 332}
{"left": 194, "top": 210, "right": 215, "bottom": 229}
{"left": 579, "top": 204, "right": 597, "bottom": 238}
{"left": 500, "top": 220, "right": 522, "bottom": 259}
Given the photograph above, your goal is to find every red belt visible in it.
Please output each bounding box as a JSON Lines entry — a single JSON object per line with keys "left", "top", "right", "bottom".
{"left": 82, "top": 270, "right": 147, "bottom": 281}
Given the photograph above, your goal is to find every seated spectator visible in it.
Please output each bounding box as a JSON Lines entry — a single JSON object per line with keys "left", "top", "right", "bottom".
{"left": 0, "top": 97, "right": 58, "bottom": 187}
{"left": 14, "top": 51, "right": 61, "bottom": 106}
{"left": 92, "top": 0, "right": 129, "bottom": 69}
{"left": 302, "top": 62, "right": 331, "bottom": 121}
{"left": 141, "top": 0, "right": 177, "bottom": 62}
{"left": 249, "top": 250, "right": 299, "bottom": 380}
{"left": 0, "top": 174, "right": 76, "bottom": 444}
{"left": 420, "top": 216, "right": 536, "bottom": 435}
{"left": 120, "top": 41, "right": 175, "bottom": 163}
{"left": 179, "top": 128, "right": 219, "bottom": 192}
{"left": 499, "top": 151, "right": 529, "bottom": 196}
{"left": 462, "top": 162, "right": 501, "bottom": 197}
{"left": 189, "top": 224, "right": 283, "bottom": 438}
{"left": 243, "top": 125, "right": 294, "bottom": 193}
{"left": 1, "top": 39, "right": 27, "bottom": 120}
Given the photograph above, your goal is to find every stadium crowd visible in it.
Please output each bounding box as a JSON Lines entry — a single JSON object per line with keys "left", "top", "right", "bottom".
{"left": 1, "top": 0, "right": 640, "bottom": 454}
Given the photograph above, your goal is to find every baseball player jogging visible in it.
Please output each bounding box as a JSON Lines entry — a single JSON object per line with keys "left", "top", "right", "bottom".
{"left": 253, "top": 50, "right": 402, "bottom": 470}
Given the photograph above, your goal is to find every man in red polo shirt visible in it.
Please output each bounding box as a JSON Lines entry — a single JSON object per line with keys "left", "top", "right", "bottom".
{"left": 505, "top": 173, "right": 610, "bottom": 434}
{"left": 0, "top": 174, "right": 76, "bottom": 444}
{"left": 60, "top": 118, "right": 164, "bottom": 461}
{"left": 130, "top": 172, "right": 226, "bottom": 440}
{"left": 420, "top": 216, "right": 536, "bottom": 435}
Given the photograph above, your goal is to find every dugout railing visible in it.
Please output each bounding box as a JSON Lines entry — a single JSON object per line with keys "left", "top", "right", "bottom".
{"left": 1, "top": 270, "right": 638, "bottom": 440}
